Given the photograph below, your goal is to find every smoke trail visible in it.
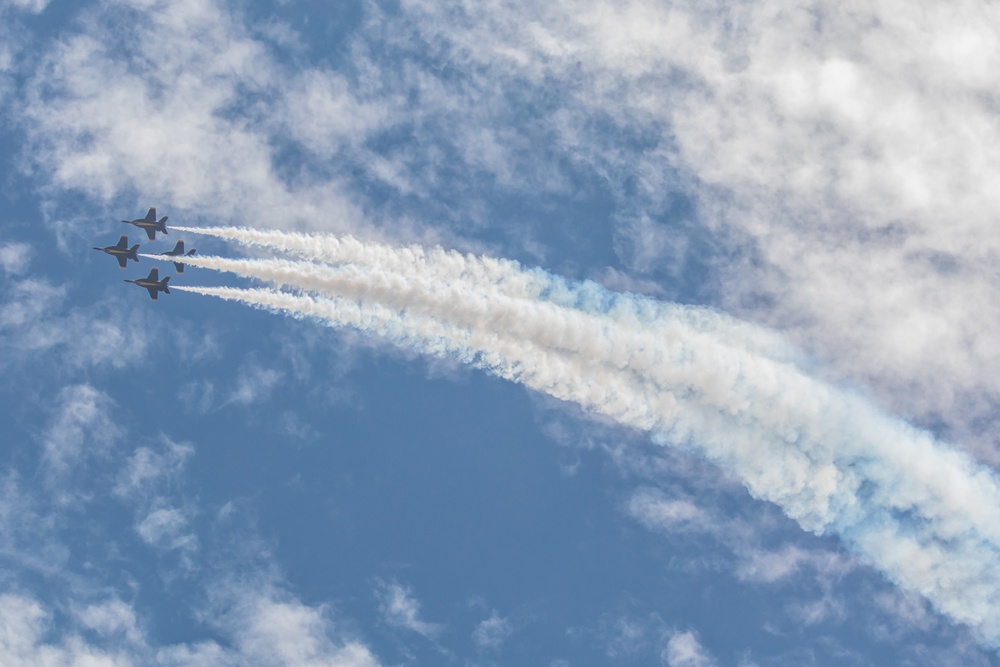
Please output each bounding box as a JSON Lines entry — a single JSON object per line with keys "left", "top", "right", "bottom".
{"left": 168, "top": 226, "right": 803, "bottom": 365}
{"left": 170, "top": 284, "right": 676, "bottom": 430}
{"left": 172, "top": 273, "right": 1000, "bottom": 647}
{"left": 152, "top": 252, "right": 1000, "bottom": 537}
{"left": 164, "top": 255, "right": 1000, "bottom": 549}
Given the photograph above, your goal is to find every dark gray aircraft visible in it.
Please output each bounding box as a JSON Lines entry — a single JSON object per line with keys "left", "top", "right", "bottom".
{"left": 93, "top": 234, "right": 140, "bottom": 269}
{"left": 122, "top": 207, "right": 169, "bottom": 241}
{"left": 161, "top": 240, "right": 196, "bottom": 273}
{"left": 125, "top": 267, "right": 171, "bottom": 300}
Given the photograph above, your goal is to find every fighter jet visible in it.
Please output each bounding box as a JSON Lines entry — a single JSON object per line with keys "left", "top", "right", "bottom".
{"left": 161, "top": 240, "right": 197, "bottom": 273}
{"left": 93, "top": 234, "right": 140, "bottom": 269}
{"left": 125, "top": 267, "right": 171, "bottom": 300}
{"left": 122, "top": 207, "right": 169, "bottom": 241}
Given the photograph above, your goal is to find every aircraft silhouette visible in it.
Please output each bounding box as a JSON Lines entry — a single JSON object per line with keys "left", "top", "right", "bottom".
{"left": 125, "top": 267, "right": 171, "bottom": 300}
{"left": 122, "top": 207, "right": 168, "bottom": 241}
{"left": 161, "top": 240, "right": 197, "bottom": 273}
{"left": 93, "top": 234, "right": 139, "bottom": 269}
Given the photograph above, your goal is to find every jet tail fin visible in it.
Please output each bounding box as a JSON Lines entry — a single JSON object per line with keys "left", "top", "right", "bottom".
{"left": 162, "top": 275, "right": 171, "bottom": 294}
{"left": 187, "top": 249, "right": 197, "bottom": 256}
{"left": 158, "top": 216, "right": 169, "bottom": 234}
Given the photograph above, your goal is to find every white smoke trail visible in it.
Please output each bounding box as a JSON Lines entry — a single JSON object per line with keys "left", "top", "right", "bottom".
{"left": 170, "top": 284, "right": 680, "bottom": 430}
{"left": 168, "top": 226, "right": 803, "bottom": 365}
{"left": 153, "top": 252, "right": 1000, "bottom": 533}
{"left": 172, "top": 268, "right": 1000, "bottom": 647}
{"left": 169, "top": 255, "right": 1000, "bottom": 540}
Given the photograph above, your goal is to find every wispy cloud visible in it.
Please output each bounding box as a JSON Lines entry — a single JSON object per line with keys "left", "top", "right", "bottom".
{"left": 662, "top": 630, "right": 717, "bottom": 667}
{"left": 0, "top": 585, "right": 384, "bottom": 667}
{"left": 41, "top": 383, "right": 118, "bottom": 481}
{"left": 2, "top": 0, "right": 50, "bottom": 14}
{"left": 114, "top": 437, "right": 194, "bottom": 499}
{"left": 0, "top": 593, "right": 131, "bottom": 667}
{"left": 0, "top": 275, "right": 151, "bottom": 372}
{"left": 376, "top": 580, "right": 443, "bottom": 640}
{"left": 135, "top": 506, "right": 197, "bottom": 554}
{"left": 19, "top": 0, "right": 375, "bottom": 236}
{"left": 378, "top": 0, "right": 1000, "bottom": 461}
{"left": 629, "top": 485, "right": 856, "bottom": 630}
{"left": 472, "top": 611, "right": 511, "bottom": 651}
{"left": 214, "top": 586, "right": 381, "bottom": 667}
{"left": 226, "top": 361, "right": 282, "bottom": 407}
{"left": 75, "top": 597, "right": 143, "bottom": 645}
{"left": 0, "top": 242, "right": 31, "bottom": 275}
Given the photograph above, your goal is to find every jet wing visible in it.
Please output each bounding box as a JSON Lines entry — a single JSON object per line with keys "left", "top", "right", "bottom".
{"left": 145, "top": 227, "right": 157, "bottom": 241}
{"left": 145, "top": 207, "right": 157, "bottom": 223}
{"left": 147, "top": 287, "right": 158, "bottom": 300}
{"left": 116, "top": 235, "right": 129, "bottom": 249}
{"left": 117, "top": 255, "right": 128, "bottom": 269}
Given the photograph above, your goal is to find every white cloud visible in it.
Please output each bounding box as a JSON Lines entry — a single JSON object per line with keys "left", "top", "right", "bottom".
{"left": 280, "top": 69, "right": 395, "bottom": 158}
{"left": 0, "top": 473, "right": 70, "bottom": 576}
{"left": 661, "top": 630, "right": 717, "bottom": 667}
{"left": 1, "top": 0, "right": 50, "bottom": 13}
{"left": 225, "top": 591, "right": 381, "bottom": 667}
{"left": 0, "top": 278, "right": 65, "bottom": 330}
{"left": 600, "top": 615, "right": 660, "bottom": 660}
{"left": 0, "top": 587, "right": 383, "bottom": 667}
{"left": 628, "top": 489, "right": 712, "bottom": 533}
{"left": 226, "top": 362, "right": 282, "bottom": 407}
{"left": 0, "top": 276, "right": 151, "bottom": 371}
{"left": 0, "top": 593, "right": 133, "bottom": 667}
{"left": 41, "top": 383, "right": 118, "bottom": 478}
{"left": 0, "top": 242, "right": 30, "bottom": 275}
{"left": 628, "top": 486, "right": 857, "bottom": 605}
{"left": 76, "top": 598, "right": 143, "bottom": 644}
{"left": 178, "top": 379, "right": 216, "bottom": 414}
{"left": 363, "top": 0, "right": 1000, "bottom": 461}
{"left": 135, "top": 506, "right": 197, "bottom": 554}
{"left": 21, "top": 0, "right": 370, "bottom": 235}
{"left": 115, "top": 437, "right": 194, "bottom": 498}
{"left": 472, "top": 611, "right": 511, "bottom": 650}
{"left": 375, "top": 580, "right": 443, "bottom": 639}
{"left": 735, "top": 545, "right": 852, "bottom": 586}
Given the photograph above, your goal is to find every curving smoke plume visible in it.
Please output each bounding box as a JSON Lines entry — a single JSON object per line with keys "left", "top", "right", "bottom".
{"left": 161, "top": 229, "right": 1000, "bottom": 648}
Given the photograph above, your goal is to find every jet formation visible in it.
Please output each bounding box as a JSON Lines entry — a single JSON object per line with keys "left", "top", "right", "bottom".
{"left": 93, "top": 207, "right": 196, "bottom": 300}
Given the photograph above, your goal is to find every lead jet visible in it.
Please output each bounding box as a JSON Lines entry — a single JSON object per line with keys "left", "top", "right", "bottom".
{"left": 161, "top": 240, "right": 197, "bottom": 273}
{"left": 125, "top": 267, "right": 171, "bottom": 300}
{"left": 93, "top": 234, "right": 140, "bottom": 269}
{"left": 122, "top": 207, "right": 169, "bottom": 241}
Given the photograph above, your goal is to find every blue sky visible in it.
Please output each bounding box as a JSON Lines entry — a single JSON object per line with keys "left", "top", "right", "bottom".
{"left": 2, "top": 0, "right": 1000, "bottom": 665}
